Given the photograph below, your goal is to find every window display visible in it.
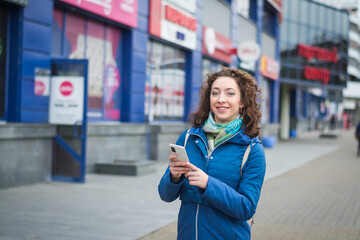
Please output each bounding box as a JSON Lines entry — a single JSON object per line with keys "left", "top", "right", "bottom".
{"left": 145, "top": 40, "right": 186, "bottom": 121}
{"left": 52, "top": 7, "right": 121, "bottom": 120}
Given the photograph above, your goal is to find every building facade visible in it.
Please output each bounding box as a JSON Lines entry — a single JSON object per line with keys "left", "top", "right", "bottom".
{"left": 279, "top": 0, "right": 349, "bottom": 139}
{"left": 5, "top": 0, "right": 346, "bottom": 188}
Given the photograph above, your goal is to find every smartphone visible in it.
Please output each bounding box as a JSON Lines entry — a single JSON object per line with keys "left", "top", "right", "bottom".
{"left": 169, "top": 143, "right": 189, "bottom": 162}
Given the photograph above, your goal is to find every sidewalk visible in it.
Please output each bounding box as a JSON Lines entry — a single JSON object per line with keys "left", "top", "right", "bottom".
{"left": 0, "top": 130, "right": 356, "bottom": 240}
{"left": 140, "top": 130, "right": 360, "bottom": 240}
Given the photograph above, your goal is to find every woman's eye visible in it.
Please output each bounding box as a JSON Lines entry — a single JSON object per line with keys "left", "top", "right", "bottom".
{"left": 211, "top": 92, "right": 219, "bottom": 96}
{"left": 227, "top": 92, "right": 235, "bottom": 96}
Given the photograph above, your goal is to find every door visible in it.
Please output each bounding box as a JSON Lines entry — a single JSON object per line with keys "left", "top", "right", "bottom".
{"left": 50, "top": 59, "right": 88, "bottom": 183}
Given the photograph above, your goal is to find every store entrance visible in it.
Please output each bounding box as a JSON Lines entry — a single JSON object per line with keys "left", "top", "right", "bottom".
{"left": 50, "top": 59, "right": 88, "bottom": 183}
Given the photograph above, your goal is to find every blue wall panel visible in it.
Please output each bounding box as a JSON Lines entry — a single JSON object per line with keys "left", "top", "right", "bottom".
{"left": 20, "top": 80, "right": 49, "bottom": 109}
{"left": 131, "top": 51, "right": 147, "bottom": 73}
{"left": 137, "top": 14, "right": 148, "bottom": 33}
{"left": 130, "top": 92, "right": 145, "bottom": 114}
{"left": 23, "top": 0, "right": 53, "bottom": 25}
{"left": 21, "top": 50, "right": 51, "bottom": 79}
{"left": 133, "top": 30, "right": 148, "bottom": 54}
{"left": 129, "top": 113, "right": 145, "bottom": 122}
{"left": 138, "top": 0, "right": 149, "bottom": 17}
{"left": 23, "top": 20, "right": 52, "bottom": 53}
{"left": 20, "top": 109, "right": 49, "bottom": 122}
{"left": 131, "top": 72, "right": 146, "bottom": 93}
{"left": 192, "top": 51, "right": 202, "bottom": 68}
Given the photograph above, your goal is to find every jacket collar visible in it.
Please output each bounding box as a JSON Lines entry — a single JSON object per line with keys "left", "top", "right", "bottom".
{"left": 189, "top": 126, "right": 259, "bottom": 145}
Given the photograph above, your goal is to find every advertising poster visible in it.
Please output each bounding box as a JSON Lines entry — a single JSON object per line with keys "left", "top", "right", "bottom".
{"left": 49, "top": 76, "right": 84, "bottom": 125}
{"left": 34, "top": 68, "right": 50, "bottom": 96}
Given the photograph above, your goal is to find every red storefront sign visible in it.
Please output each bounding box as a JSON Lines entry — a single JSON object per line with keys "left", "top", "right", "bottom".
{"left": 149, "top": 0, "right": 197, "bottom": 50}
{"left": 298, "top": 43, "right": 337, "bottom": 84}
{"left": 260, "top": 55, "right": 280, "bottom": 80}
{"left": 202, "top": 27, "right": 232, "bottom": 64}
{"left": 304, "top": 66, "right": 330, "bottom": 84}
{"left": 165, "top": 5, "right": 196, "bottom": 31}
{"left": 58, "top": 0, "right": 138, "bottom": 28}
{"left": 298, "top": 44, "right": 338, "bottom": 63}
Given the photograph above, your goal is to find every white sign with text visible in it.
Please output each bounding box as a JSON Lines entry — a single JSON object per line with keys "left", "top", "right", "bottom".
{"left": 49, "top": 76, "right": 84, "bottom": 125}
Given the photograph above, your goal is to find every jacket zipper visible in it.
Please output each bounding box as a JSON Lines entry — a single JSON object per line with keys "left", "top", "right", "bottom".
{"left": 189, "top": 132, "right": 241, "bottom": 240}
{"left": 208, "top": 132, "right": 240, "bottom": 166}
{"left": 195, "top": 204, "right": 199, "bottom": 240}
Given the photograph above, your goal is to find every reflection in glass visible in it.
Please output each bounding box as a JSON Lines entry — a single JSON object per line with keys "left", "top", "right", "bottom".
{"left": 145, "top": 40, "right": 186, "bottom": 121}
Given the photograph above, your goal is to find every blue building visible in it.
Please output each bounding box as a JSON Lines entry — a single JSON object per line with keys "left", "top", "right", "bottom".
{"left": 0, "top": 0, "right": 284, "bottom": 188}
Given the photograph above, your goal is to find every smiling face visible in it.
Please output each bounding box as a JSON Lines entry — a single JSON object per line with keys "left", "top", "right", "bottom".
{"left": 210, "top": 76, "right": 243, "bottom": 124}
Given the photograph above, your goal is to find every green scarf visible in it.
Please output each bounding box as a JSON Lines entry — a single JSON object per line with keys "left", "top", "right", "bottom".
{"left": 203, "top": 112, "right": 243, "bottom": 154}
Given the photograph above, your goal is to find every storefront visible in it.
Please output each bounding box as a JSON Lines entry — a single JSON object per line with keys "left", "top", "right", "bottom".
{"left": 146, "top": 0, "right": 197, "bottom": 122}
{"left": 1, "top": 0, "right": 283, "bottom": 188}
{"left": 279, "top": 0, "right": 348, "bottom": 139}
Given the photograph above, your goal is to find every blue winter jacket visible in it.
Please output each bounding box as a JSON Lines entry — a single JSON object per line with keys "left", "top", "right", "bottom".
{"left": 158, "top": 126, "right": 266, "bottom": 240}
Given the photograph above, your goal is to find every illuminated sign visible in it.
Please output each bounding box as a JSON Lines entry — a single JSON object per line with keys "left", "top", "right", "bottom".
{"left": 298, "top": 43, "right": 337, "bottom": 84}
{"left": 298, "top": 44, "right": 338, "bottom": 63}
{"left": 304, "top": 66, "right": 330, "bottom": 84}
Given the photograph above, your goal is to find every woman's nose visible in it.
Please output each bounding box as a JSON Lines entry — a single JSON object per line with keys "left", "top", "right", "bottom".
{"left": 217, "top": 93, "right": 226, "bottom": 102}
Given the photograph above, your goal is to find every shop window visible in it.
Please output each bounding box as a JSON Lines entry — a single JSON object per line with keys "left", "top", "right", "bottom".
{"left": 51, "top": 8, "right": 122, "bottom": 121}
{"left": 202, "top": 58, "right": 226, "bottom": 81}
{"left": 263, "top": 4, "right": 276, "bottom": 37}
{"left": 145, "top": 40, "right": 186, "bottom": 121}
{"left": 0, "top": 3, "right": 6, "bottom": 119}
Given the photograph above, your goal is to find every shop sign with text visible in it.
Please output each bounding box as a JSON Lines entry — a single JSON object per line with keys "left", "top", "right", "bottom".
{"left": 237, "top": 40, "right": 261, "bottom": 63}
{"left": 298, "top": 43, "right": 338, "bottom": 84}
{"left": 58, "top": 0, "right": 138, "bottom": 28}
{"left": 149, "top": 0, "right": 197, "bottom": 50}
{"left": 202, "top": 27, "right": 232, "bottom": 64}
{"left": 260, "top": 55, "right": 280, "bottom": 80}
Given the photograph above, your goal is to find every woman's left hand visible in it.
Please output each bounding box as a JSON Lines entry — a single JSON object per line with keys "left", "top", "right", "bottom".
{"left": 184, "top": 162, "right": 209, "bottom": 189}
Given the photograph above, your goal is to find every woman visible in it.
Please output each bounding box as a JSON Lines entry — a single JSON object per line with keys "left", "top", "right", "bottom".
{"left": 158, "top": 67, "right": 266, "bottom": 240}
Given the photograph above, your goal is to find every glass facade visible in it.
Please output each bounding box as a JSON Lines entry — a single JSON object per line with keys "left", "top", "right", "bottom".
{"left": 0, "top": 2, "right": 6, "bottom": 119}
{"left": 280, "top": 0, "right": 349, "bottom": 87}
{"left": 145, "top": 40, "right": 186, "bottom": 121}
{"left": 51, "top": 7, "right": 122, "bottom": 121}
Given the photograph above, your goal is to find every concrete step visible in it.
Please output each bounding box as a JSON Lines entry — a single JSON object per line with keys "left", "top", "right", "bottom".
{"left": 96, "top": 160, "right": 156, "bottom": 176}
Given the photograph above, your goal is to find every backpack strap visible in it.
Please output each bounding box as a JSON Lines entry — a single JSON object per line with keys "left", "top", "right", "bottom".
{"left": 184, "top": 129, "right": 190, "bottom": 146}
{"left": 241, "top": 142, "right": 256, "bottom": 227}
{"left": 241, "top": 142, "right": 255, "bottom": 177}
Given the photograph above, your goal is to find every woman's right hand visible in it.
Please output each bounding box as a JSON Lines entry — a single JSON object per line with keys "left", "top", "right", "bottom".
{"left": 169, "top": 154, "right": 190, "bottom": 182}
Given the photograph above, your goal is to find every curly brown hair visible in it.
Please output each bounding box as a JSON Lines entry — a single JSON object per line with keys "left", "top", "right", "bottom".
{"left": 188, "top": 67, "right": 262, "bottom": 139}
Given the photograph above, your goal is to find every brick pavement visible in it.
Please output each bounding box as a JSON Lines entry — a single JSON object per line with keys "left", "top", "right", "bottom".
{"left": 139, "top": 130, "right": 360, "bottom": 240}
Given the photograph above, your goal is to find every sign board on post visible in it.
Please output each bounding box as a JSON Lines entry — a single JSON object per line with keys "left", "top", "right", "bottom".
{"left": 237, "top": 40, "right": 261, "bottom": 63}
{"left": 49, "top": 76, "right": 84, "bottom": 125}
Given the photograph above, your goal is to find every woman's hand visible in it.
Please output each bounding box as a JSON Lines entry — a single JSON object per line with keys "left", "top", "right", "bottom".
{"left": 169, "top": 154, "right": 190, "bottom": 182}
{"left": 185, "top": 162, "right": 209, "bottom": 189}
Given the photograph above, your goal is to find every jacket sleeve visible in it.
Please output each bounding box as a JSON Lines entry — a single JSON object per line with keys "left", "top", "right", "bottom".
{"left": 200, "top": 143, "right": 266, "bottom": 220}
{"left": 158, "top": 130, "right": 188, "bottom": 202}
